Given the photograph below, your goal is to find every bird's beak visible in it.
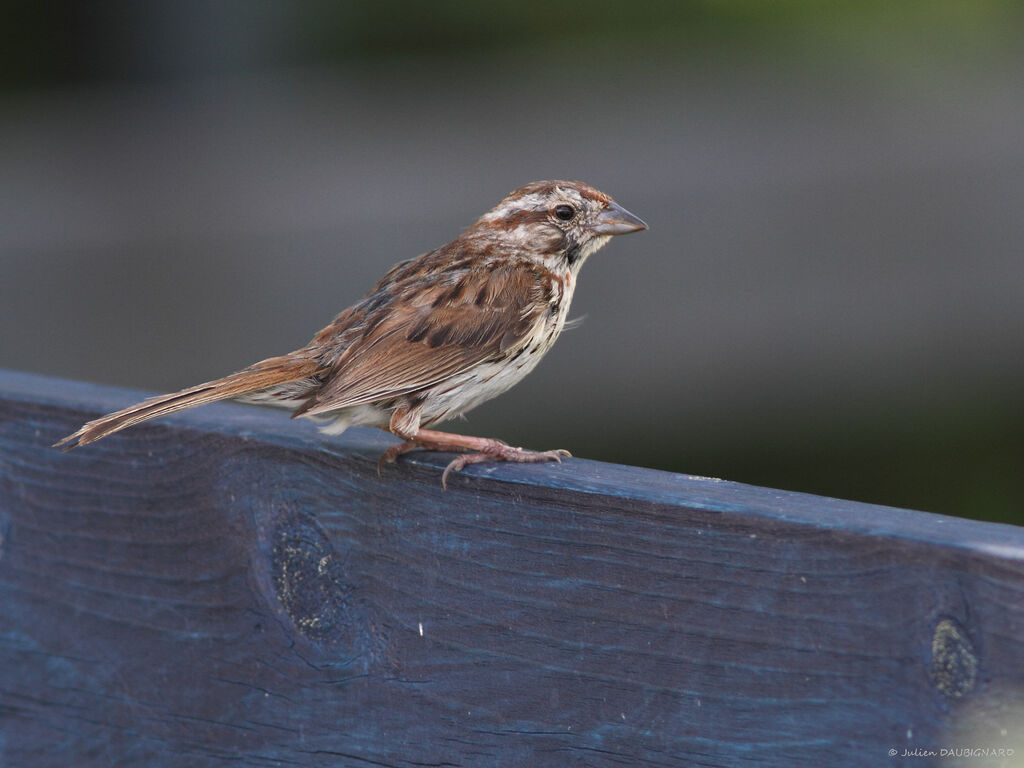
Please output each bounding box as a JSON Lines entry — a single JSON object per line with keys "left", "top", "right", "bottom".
{"left": 591, "top": 201, "right": 648, "bottom": 236}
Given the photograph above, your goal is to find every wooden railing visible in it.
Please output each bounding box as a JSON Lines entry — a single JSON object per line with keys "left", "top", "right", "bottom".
{"left": 2, "top": 369, "right": 1023, "bottom": 767}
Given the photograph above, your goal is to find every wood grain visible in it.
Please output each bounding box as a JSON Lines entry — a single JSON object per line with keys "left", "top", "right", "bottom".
{"left": 2, "top": 370, "right": 1023, "bottom": 767}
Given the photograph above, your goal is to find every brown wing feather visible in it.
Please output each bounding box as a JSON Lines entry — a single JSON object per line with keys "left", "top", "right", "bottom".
{"left": 295, "top": 261, "right": 552, "bottom": 418}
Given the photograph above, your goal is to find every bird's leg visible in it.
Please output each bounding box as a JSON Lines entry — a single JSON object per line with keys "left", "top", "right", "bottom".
{"left": 379, "top": 427, "right": 570, "bottom": 489}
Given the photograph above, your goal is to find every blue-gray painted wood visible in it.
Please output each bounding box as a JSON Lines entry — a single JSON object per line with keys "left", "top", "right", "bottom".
{"left": 1, "top": 369, "right": 1022, "bottom": 767}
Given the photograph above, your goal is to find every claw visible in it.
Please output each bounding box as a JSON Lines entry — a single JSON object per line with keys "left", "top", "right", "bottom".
{"left": 441, "top": 452, "right": 491, "bottom": 489}
{"left": 377, "top": 439, "right": 419, "bottom": 480}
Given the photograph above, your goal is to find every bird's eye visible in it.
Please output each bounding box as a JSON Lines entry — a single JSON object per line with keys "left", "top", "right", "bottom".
{"left": 553, "top": 204, "right": 575, "bottom": 221}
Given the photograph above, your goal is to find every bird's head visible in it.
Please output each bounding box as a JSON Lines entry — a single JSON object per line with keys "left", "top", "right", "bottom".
{"left": 469, "top": 180, "right": 647, "bottom": 271}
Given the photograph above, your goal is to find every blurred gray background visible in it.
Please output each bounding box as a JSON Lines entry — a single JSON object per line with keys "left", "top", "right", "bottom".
{"left": 2, "top": 1, "right": 1022, "bottom": 523}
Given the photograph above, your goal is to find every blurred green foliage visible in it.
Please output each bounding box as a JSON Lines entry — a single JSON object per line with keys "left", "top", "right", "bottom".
{"left": 318, "top": 0, "right": 1024, "bottom": 64}
{"left": 4, "top": 0, "right": 1024, "bottom": 90}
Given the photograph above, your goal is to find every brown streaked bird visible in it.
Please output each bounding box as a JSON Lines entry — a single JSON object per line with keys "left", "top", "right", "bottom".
{"left": 55, "top": 180, "right": 647, "bottom": 487}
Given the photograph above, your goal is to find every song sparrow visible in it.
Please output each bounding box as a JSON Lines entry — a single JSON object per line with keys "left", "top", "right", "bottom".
{"left": 55, "top": 180, "right": 647, "bottom": 487}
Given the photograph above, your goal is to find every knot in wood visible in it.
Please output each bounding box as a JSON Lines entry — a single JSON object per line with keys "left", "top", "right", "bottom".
{"left": 930, "top": 618, "right": 978, "bottom": 700}
{"left": 271, "top": 513, "right": 350, "bottom": 645}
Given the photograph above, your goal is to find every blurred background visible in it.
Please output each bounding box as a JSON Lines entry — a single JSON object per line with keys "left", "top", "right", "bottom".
{"left": 2, "top": 1, "right": 1022, "bottom": 523}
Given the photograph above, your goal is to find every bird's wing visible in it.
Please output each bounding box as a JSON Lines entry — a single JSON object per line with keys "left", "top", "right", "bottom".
{"left": 294, "top": 262, "right": 555, "bottom": 417}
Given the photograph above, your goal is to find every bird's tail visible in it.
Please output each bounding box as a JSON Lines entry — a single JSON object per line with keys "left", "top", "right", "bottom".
{"left": 53, "top": 355, "right": 323, "bottom": 451}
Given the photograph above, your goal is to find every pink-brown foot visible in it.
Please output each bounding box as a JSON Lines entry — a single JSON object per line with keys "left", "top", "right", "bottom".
{"left": 441, "top": 445, "right": 570, "bottom": 489}
{"left": 377, "top": 428, "right": 570, "bottom": 489}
